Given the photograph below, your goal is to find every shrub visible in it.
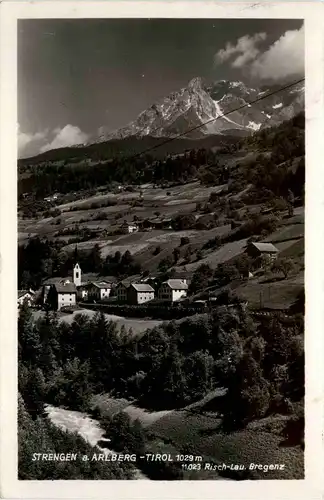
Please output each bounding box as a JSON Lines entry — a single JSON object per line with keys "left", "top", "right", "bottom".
{"left": 180, "top": 236, "right": 190, "bottom": 246}
{"left": 203, "top": 235, "right": 221, "bottom": 251}
{"left": 214, "top": 263, "right": 240, "bottom": 287}
{"left": 102, "top": 412, "right": 145, "bottom": 455}
{"left": 172, "top": 214, "right": 195, "bottom": 231}
{"left": 49, "top": 208, "right": 61, "bottom": 218}
{"left": 224, "top": 214, "right": 279, "bottom": 243}
{"left": 158, "top": 256, "right": 173, "bottom": 273}
{"left": 94, "top": 211, "right": 108, "bottom": 221}
{"left": 282, "top": 412, "right": 304, "bottom": 447}
{"left": 224, "top": 353, "right": 271, "bottom": 428}
{"left": 183, "top": 245, "right": 192, "bottom": 263}
{"left": 271, "top": 258, "right": 295, "bottom": 279}
{"left": 189, "top": 264, "right": 213, "bottom": 294}
{"left": 173, "top": 247, "right": 180, "bottom": 263}
{"left": 196, "top": 250, "right": 203, "bottom": 261}
{"left": 152, "top": 246, "right": 161, "bottom": 256}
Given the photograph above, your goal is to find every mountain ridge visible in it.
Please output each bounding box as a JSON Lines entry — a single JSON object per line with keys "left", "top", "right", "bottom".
{"left": 92, "top": 76, "right": 304, "bottom": 144}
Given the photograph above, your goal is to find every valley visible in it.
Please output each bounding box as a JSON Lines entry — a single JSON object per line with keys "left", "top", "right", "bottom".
{"left": 16, "top": 17, "right": 307, "bottom": 484}
{"left": 18, "top": 87, "right": 305, "bottom": 482}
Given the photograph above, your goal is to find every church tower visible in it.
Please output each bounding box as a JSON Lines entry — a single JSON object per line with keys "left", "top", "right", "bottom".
{"left": 73, "top": 263, "right": 81, "bottom": 287}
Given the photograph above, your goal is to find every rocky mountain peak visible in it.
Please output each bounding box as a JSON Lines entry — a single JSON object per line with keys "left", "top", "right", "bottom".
{"left": 90, "top": 77, "right": 304, "bottom": 144}
{"left": 188, "top": 76, "right": 205, "bottom": 91}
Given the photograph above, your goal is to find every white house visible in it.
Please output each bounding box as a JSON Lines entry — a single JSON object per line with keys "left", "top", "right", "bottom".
{"left": 158, "top": 279, "right": 188, "bottom": 303}
{"left": 128, "top": 283, "right": 155, "bottom": 305}
{"left": 121, "top": 221, "right": 138, "bottom": 234}
{"left": 42, "top": 278, "right": 70, "bottom": 305}
{"left": 47, "top": 282, "right": 77, "bottom": 310}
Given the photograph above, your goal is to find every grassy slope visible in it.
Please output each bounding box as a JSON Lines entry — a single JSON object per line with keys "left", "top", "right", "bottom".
{"left": 32, "top": 309, "right": 162, "bottom": 336}
{"left": 89, "top": 391, "right": 303, "bottom": 480}
{"left": 19, "top": 156, "right": 304, "bottom": 310}
{"left": 148, "top": 410, "right": 303, "bottom": 479}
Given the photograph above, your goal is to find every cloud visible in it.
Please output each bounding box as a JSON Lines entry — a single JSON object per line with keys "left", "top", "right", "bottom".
{"left": 18, "top": 123, "right": 89, "bottom": 157}
{"left": 215, "top": 32, "right": 267, "bottom": 68}
{"left": 39, "top": 125, "right": 89, "bottom": 153}
{"left": 214, "top": 25, "right": 304, "bottom": 82}
{"left": 18, "top": 124, "right": 48, "bottom": 155}
{"left": 250, "top": 25, "right": 304, "bottom": 80}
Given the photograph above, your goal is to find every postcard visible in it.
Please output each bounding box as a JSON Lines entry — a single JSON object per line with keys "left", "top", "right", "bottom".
{"left": 0, "top": 1, "right": 323, "bottom": 499}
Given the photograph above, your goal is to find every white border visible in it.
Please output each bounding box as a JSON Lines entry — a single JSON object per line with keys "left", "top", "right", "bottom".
{"left": 1, "top": 2, "right": 323, "bottom": 499}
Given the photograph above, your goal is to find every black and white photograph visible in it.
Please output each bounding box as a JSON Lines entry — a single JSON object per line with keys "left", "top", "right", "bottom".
{"left": 16, "top": 15, "right": 306, "bottom": 482}
{"left": 1, "top": 1, "right": 324, "bottom": 498}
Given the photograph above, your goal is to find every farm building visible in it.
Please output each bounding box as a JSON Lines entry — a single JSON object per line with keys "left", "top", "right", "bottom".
{"left": 86, "top": 281, "right": 113, "bottom": 302}
{"left": 43, "top": 193, "right": 59, "bottom": 202}
{"left": 121, "top": 221, "right": 138, "bottom": 234}
{"left": 42, "top": 278, "right": 68, "bottom": 304}
{"left": 128, "top": 283, "right": 155, "bottom": 305}
{"left": 46, "top": 282, "right": 77, "bottom": 310}
{"left": 77, "top": 283, "right": 90, "bottom": 301}
{"left": 18, "top": 290, "right": 35, "bottom": 307}
{"left": 116, "top": 281, "right": 130, "bottom": 303}
{"left": 148, "top": 217, "right": 173, "bottom": 230}
{"left": 246, "top": 242, "right": 279, "bottom": 260}
{"left": 42, "top": 263, "right": 83, "bottom": 304}
{"left": 158, "top": 279, "right": 188, "bottom": 303}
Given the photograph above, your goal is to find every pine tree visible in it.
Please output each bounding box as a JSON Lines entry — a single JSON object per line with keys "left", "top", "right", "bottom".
{"left": 224, "top": 352, "right": 270, "bottom": 428}
{"left": 73, "top": 245, "right": 78, "bottom": 265}
{"left": 23, "top": 368, "right": 47, "bottom": 419}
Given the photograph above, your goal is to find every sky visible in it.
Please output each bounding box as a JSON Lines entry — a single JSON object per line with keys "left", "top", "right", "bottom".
{"left": 18, "top": 18, "right": 304, "bottom": 158}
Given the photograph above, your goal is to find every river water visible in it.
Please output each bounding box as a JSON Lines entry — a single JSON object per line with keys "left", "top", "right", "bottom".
{"left": 44, "top": 404, "right": 148, "bottom": 480}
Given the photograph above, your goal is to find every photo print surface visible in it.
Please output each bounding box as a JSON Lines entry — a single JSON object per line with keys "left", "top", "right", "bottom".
{"left": 17, "top": 16, "right": 305, "bottom": 482}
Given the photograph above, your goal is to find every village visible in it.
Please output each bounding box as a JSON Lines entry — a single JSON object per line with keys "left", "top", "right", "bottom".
{"left": 17, "top": 240, "right": 282, "bottom": 314}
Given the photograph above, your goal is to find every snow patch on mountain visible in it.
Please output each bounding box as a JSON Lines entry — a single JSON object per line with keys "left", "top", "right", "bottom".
{"left": 261, "top": 111, "right": 272, "bottom": 119}
{"left": 213, "top": 100, "right": 245, "bottom": 129}
{"left": 88, "top": 77, "right": 304, "bottom": 144}
{"left": 247, "top": 121, "right": 262, "bottom": 131}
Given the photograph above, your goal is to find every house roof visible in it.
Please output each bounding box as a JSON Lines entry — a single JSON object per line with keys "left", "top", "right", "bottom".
{"left": 122, "top": 221, "right": 137, "bottom": 226}
{"left": 101, "top": 275, "right": 118, "bottom": 283}
{"left": 54, "top": 283, "right": 77, "bottom": 294}
{"left": 18, "top": 290, "right": 31, "bottom": 299}
{"left": 117, "top": 275, "right": 142, "bottom": 287}
{"left": 91, "top": 281, "right": 112, "bottom": 289}
{"left": 117, "top": 281, "right": 130, "bottom": 289}
{"left": 163, "top": 279, "right": 188, "bottom": 290}
{"left": 42, "top": 277, "right": 68, "bottom": 286}
{"left": 148, "top": 217, "right": 172, "bottom": 225}
{"left": 130, "top": 283, "right": 154, "bottom": 292}
{"left": 249, "top": 242, "right": 279, "bottom": 253}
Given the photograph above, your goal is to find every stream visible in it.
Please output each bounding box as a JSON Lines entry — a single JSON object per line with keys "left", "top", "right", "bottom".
{"left": 44, "top": 404, "right": 148, "bottom": 480}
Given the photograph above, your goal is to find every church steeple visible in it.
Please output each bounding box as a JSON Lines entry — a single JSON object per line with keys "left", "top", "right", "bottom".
{"left": 73, "top": 263, "right": 81, "bottom": 287}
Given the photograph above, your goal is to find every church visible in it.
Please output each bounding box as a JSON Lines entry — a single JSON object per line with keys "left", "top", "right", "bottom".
{"left": 42, "top": 263, "right": 113, "bottom": 310}
{"left": 42, "top": 263, "right": 82, "bottom": 311}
